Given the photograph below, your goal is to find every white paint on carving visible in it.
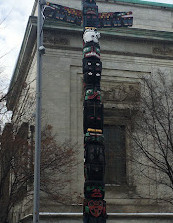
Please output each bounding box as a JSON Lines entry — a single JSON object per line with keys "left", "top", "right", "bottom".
{"left": 83, "top": 29, "right": 100, "bottom": 43}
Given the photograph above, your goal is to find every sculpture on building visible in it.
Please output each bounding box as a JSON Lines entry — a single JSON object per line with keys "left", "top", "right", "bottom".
{"left": 44, "top": 1, "right": 133, "bottom": 222}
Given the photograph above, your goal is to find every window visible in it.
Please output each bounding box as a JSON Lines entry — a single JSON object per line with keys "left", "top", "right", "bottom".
{"left": 104, "top": 125, "right": 126, "bottom": 185}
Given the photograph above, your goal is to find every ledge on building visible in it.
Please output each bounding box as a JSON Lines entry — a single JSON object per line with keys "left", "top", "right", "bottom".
{"left": 19, "top": 212, "right": 173, "bottom": 223}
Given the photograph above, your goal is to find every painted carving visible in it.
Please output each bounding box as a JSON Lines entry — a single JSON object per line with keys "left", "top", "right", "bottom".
{"left": 82, "top": 1, "right": 107, "bottom": 222}
{"left": 83, "top": 29, "right": 101, "bottom": 43}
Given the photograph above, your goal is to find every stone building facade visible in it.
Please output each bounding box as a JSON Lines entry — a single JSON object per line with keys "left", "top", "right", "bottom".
{"left": 6, "top": 0, "right": 173, "bottom": 222}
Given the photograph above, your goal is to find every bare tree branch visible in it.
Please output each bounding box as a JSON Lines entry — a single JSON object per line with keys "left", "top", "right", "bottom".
{"left": 127, "top": 70, "right": 173, "bottom": 204}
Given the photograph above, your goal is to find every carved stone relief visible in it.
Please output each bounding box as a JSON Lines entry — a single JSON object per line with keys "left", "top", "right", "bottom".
{"left": 153, "top": 47, "right": 173, "bottom": 56}
{"left": 101, "top": 81, "right": 140, "bottom": 104}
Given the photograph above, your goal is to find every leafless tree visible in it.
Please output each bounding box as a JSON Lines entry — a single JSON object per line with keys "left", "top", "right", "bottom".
{"left": 0, "top": 123, "right": 77, "bottom": 223}
{"left": 127, "top": 70, "right": 173, "bottom": 205}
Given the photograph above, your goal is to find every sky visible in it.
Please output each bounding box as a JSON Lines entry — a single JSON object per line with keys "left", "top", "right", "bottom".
{"left": 0, "top": 0, "right": 35, "bottom": 88}
{"left": 0, "top": 0, "right": 172, "bottom": 88}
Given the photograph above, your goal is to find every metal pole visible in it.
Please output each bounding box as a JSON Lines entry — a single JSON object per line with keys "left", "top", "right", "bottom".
{"left": 33, "top": 0, "right": 44, "bottom": 222}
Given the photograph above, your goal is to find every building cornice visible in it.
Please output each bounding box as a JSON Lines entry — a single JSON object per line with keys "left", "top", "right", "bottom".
{"left": 6, "top": 17, "right": 37, "bottom": 111}
{"left": 31, "top": 0, "right": 38, "bottom": 16}
{"left": 98, "top": 0, "right": 173, "bottom": 9}
{"left": 44, "top": 18, "right": 173, "bottom": 42}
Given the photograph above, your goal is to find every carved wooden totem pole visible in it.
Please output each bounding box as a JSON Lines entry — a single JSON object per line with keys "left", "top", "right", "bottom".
{"left": 44, "top": 1, "right": 133, "bottom": 222}
{"left": 82, "top": 1, "right": 105, "bottom": 223}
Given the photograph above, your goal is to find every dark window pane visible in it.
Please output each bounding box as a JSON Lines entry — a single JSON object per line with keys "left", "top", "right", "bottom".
{"left": 104, "top": 125, "right": 126, "bottom": 185}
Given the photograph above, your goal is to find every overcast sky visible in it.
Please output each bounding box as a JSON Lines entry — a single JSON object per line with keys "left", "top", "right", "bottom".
{"left": 0, "top": 0, "right": 35, "bottom": 87}
{"left": 0, "top": 0, "right": 172, "bottom": 87}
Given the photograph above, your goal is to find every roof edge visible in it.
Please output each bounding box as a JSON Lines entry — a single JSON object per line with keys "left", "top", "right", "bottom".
{"left": 31, "top": 0, "right": 38, "bottom": 16}
{"left": 6, "top": 17, "right": 37, "bottom": 111}
{"left": 98, "top": 0, "right": 173, "bottom": 9}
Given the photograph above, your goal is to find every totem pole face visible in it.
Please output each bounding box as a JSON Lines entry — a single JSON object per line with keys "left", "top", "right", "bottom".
{"left": 103, "top": 19, "right": 112, "bottom": 27}
{"left": 83, "top": 46, "right": 100, "bottom": 59}
{"left": 89, "top": 200, "right": 103, "bottom": 217}
{"left": 122, "top": 17, "right": 133, "bottom": 26}
{"left": 84, "top": 183, "right": 105, "bottom": 199}
{"left": 112, "top": 18, "right": 122, "bottom": 27}
{"left": 90, "top": 188, "right": 103, "bottom": 198}
{"left": 83, "top": 2, "right": 98, "bottom": 16}
{"left": 55, "top": 9, "right": 66, "bottom": 20}
{"left": 83, "top": 29, "right": 100, "bottom": 43}
{"left": 83, "top": 0, "right": 99, "bottom": 28}
{"left": 85, "top": 89, "right": 101, "bottom": 101}
{"left": 116, "top": 11, "right": 133, "bottom": 27}
{"left": 83, "top": 59, "right": 102, "bottom": 74}
{"left": 83, "top": 102, "right": 103, "bottom": 133}
{"left": 84, "top": 132, "right": 104, "bottom": 144}
{"left": 84, "top": 200, "right": 106, "bottom": 217}
{"left": 84, "top": 71, "right": 101, "bottom": 86}
{"left": 66, "top": 13, "right": 76, "bottom": 23}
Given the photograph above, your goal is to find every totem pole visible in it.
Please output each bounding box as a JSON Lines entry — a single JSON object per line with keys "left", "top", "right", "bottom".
{"left": 82, "top": 1, "right": 106, "bottom": 223}
{"left": 43, "top": 1, "right": 133, "bottom": 222}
